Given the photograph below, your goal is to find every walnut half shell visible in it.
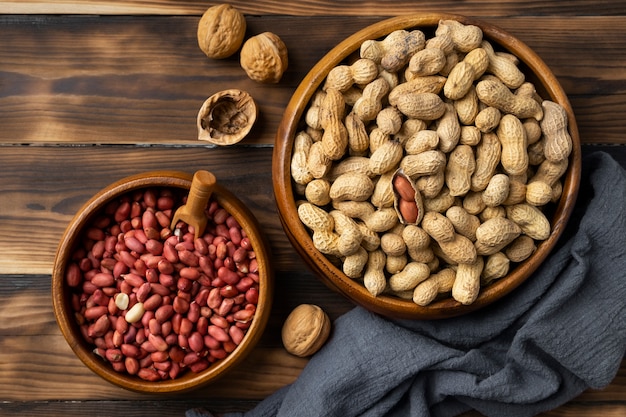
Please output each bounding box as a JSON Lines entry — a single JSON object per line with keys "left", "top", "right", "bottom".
{"left": 197, "top": 89, "right": 258, "bottom": 145}
{"left": 281, "top": 304, "right": 331, "bottom": 357}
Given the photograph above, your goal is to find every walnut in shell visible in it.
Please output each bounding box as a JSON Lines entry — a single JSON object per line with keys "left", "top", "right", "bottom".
{"left": 281, "top": 304, "right": 331, "bottom": 357}
{"left": 197, "top": 89, "right": 258, "bottom": 145}
{"left": 240, "top": 32, "right": 288, "bottom": 83}
{"left": 197, "top": 4, "right": 246, "bottom": 59}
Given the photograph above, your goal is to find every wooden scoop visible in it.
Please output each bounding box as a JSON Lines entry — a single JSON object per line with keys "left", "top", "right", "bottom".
{"left": 170, "top": 170, "right": 216, "bottom": 239}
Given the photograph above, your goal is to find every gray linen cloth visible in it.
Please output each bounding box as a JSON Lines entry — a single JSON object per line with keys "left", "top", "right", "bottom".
{"left": 188, "top": 151, "right": 626, "bottom": 417}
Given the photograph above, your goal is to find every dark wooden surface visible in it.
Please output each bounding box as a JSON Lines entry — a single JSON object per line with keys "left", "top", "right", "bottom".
{"left": 0, "top": 1, "right": 624, "bottom": 416}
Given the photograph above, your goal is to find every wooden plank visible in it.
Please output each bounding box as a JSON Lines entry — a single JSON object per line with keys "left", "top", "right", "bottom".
{"left": 0, "top": 271, "right": 347, "bottom": 402}
{"left": 0, "top": 270, "right": 622, "bottom": 405}
{"left": 0, "top": 346, "right": 622, "bottom": 412}
{"left": 0, "top": 271, "right": 352, "bottom": 338}
{"left": 0, "top": 334, "right": 305, "bottom": 401}
{"left": 0, "top": 145, "right": 295, "bottom": 275}
{"left": 1, "top": 401, "right": 625, "bottom": 417}
{"left": 0, "top": 142, "right": 388, "bottom": 284}
{"left": 0, "top": 270, "right": 335, "bottom": 400}
{"left": 0, "top": 400, "right": 259, "bottom": 416}
{"left": 0, "top": 15, "right": 369, "bottom": 146}
{"left": 2, "top": 0, "right": 626, "bottom": 16}
{"left": 0, "top": 142, "right": 624, "bottom": 275}
{"left": 1, "top": 16, "right": 626, "bottom": 146}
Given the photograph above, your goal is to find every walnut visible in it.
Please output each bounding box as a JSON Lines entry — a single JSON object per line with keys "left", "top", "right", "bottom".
{"left": 197, "top": 89, "right": 258, "bottom": 145}
{"left": 240, "top": 32, "right": 289, "bottom": 83}
{"left": 281, "top": 304, "right": 331, "bottom": 357}
{"left": 197, "top": 4, "right": 246, "bottom": 59}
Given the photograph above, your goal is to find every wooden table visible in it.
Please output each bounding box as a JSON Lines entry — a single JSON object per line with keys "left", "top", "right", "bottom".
{"left": 1, "top": 1, "right": 624, "bottom": 416}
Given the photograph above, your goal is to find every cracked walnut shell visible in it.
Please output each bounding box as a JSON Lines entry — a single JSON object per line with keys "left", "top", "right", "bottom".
{"left": 197, "top": 89, "right": 258, "bottom": 145}
{"left": 281, "top": 304, "right": 331, "bottom": 357}
{"left": 240, "top": 32, "right": 288, "bottom": 83}
{"left": 197, "top": 4, "right": 246, "bottom": 59}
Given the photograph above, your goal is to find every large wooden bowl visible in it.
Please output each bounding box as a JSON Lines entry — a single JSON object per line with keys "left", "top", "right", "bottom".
{"left": 273, "top": 13, "right": 581, "bottom": 320}
{"left": 52, "top": 171, "right": 273, "bottom": 393}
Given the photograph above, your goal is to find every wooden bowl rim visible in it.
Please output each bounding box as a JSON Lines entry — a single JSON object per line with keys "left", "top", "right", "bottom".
{"left": 273, "top": 13, "right": 581, "bottom": 320}
{"left": 52, "top": 170, "right": 273, "bottom": 393}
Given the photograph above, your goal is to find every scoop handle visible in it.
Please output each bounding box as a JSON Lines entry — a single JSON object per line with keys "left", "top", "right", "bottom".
{"left": 187, "top": 170, "right": 216, "bottom": 215}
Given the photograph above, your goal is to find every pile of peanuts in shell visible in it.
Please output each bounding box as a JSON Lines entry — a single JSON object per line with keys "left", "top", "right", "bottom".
{"left": 65, "top": 187, "right": 260, "bottom": 381}
{"left": 291, "top": 19, "right": 573, "bottom": 306}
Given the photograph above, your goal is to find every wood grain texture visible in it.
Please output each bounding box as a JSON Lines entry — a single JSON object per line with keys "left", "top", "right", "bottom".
{"left": 0, "top": 145, "right": 623, "bottom": 413}
{"left": 0, "top": 272, "right": 346, "bottom": 402}
{"left": 2, "top": 0, "right": 626, "bottom": 16}
{"left": 2, "top": 402, "right": 626, "bottom": 417}
{"left": 0, "top": 335, "right": 305, "bottom": 401}
{"left": 0, "top": 271, "right": 350, "bottom": 338}
{"left": 0, "top": 146, "right": 287, "bottom": 274}
{"left": 0, "top": 269, "right": 622, "bottom": 407}
{"left": 0, "top": 1, "right": 624, "bottom": 415}
{"left": 1, "top": 15, "right": 625, "bottom": 145}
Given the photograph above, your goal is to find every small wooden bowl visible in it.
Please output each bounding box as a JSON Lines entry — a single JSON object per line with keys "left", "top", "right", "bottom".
{"left": 52, "top": 171, "right": 273, "bottom": 393}
{"left": 273, "top": 13, "right": 581, "bottom": 320}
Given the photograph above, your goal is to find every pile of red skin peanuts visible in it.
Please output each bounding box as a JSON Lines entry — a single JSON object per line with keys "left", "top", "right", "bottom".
{"left": 65, "top": 187, "right": 260, "bottom": 382}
